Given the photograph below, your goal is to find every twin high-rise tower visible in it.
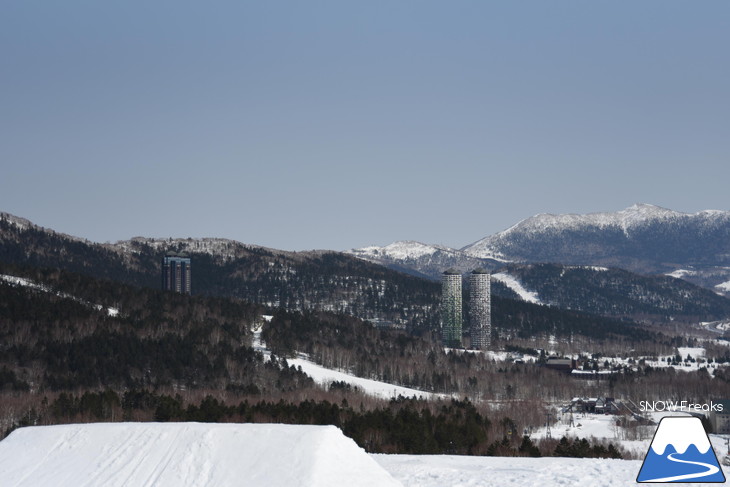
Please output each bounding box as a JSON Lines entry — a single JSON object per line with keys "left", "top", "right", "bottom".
{"left": 441, "top": 268, "right": 491, "bottom": 350}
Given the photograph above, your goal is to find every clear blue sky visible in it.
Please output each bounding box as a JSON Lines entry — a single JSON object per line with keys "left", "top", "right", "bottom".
{"left": 2, "top": 1, "right": 728, "bottom": 251}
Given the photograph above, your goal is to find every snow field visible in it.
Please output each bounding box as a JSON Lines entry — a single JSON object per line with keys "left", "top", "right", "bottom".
{"left": 374, "top": 454, "right": 644, "bottom": 487}
{"left": 387, "top": 411, "right": 730, "bottom": 487}
{"left": 531, "top": 408, "right": 730, "bottom": 463}
{"left": 677, "top": 347, "right": 706, "bottom": 360}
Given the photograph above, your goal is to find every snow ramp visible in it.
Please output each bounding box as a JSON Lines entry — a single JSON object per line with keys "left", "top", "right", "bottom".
{"left": 0, "top": 422, "right": 402, "bottom": 487}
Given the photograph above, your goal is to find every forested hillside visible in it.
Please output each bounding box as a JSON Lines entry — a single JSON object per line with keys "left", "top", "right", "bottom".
{"left": 495, "top": 264, "right": 730, "bottom": 324}
{"left": 0, "top": 215, "right": 439, "bottom": 328}
{"left": 4, "top": 213, "right": 728, "bottom": 334}
{"left": 0, "top": 264, "right": 314, "bottom": 393}
{"left": 3, "top": 263, "right": 730, "bottom": 458}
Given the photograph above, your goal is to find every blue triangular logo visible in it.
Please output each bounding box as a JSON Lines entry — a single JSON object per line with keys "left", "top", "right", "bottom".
{"left": 637, "top": 416, "right": 726, "bottom": 483}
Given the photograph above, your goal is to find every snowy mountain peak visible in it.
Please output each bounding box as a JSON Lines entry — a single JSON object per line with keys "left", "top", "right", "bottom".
{"left": 0, "top": 212, "right": 33, "bottom": 230}
{"left": 349, "top": 241, "right": 457, "bottom": 261}
{"left": 347, "top": 240, "right": 506, "bottom": 279}
{"left": 463, "top": 204, "right": 730, "bottom": 259}
{"left": 498, "top": 204, "right": 681, "bottom": 237}
{"left": 617, "top": 203, "right": 682, "bottom": 228}
{"left": 624, "top": 203, "right": 671, "bottom": 213}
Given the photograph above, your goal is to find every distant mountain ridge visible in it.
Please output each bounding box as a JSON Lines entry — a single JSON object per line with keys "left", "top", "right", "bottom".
{"left": 349, "top": 204, "right": 730, "bottom": 295}
{"left": 1, "top": 211, "right": 668, "bottom": 342}
{"left": 463, "top": 204, "right": 730, "bottom": 267}
{"left": 0, "top": 212, "right": 440, "bottom": 329}
{"left": 348, "top": 240, "right": 502, "bottom": 280}
{"left": 3, "top": 209, "right": 730, "bottom": 327}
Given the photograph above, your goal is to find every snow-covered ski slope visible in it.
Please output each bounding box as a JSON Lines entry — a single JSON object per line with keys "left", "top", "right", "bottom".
{"left": 492, "top": 272, "right": 542, "bottom": 304}
{"left": 0, "top": 423, "right": 402, "bottom": 487}
{"left": 0, "top": 274, "right": 119, "bottom": 316}
{"left": 253, "top": 321, "right": 439, "bottom": 400}
{"left": 288, "top": 355, "right": 438, "bottom": 400}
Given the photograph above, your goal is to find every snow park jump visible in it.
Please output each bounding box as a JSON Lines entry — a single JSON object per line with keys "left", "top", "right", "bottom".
{"left": 0, "top": 423, "right": 402, "bottom": 487}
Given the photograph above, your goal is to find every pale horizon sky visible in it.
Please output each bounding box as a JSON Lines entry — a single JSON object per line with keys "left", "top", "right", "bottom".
{"left": 2, "top": 2, "right": 729, "bottom": 251}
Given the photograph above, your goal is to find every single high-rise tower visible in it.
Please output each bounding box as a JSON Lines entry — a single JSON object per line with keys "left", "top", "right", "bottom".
{"left": 162, "top": 253, "right": 192, "bottom": 294}
{"left": 469, "top": 268, "right": 491, "bottom": 350}
{"left": 441, "top": 268, "right": 462, "bottom": 347}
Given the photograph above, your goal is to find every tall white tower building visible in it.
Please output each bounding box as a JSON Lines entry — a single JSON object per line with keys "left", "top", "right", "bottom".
{"left": 469, "top": 268, "right": 491, "bottom": 350}
{"left": 441, "top": 269, "right": 462, "bottom": 347}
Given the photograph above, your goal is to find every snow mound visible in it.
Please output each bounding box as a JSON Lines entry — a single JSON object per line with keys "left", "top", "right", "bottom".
{"left": 0, "top": 422, "right": 402, "bottom": 487}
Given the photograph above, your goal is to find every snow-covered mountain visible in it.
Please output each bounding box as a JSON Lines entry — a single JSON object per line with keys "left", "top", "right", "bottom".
{"left": 352, "top": 241, "right": 451, "bottom": 261}
{"left": 463, "top": 204, "right": 730, "bottom": 262}
{"left": 466, "top": 204, "right": 730, "bottom": 293}
{"left": 347, "top": 241, "right": 502, "bottom": 279}
{"left": 349, "top": 204, "right": 730, "bottom": 295}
